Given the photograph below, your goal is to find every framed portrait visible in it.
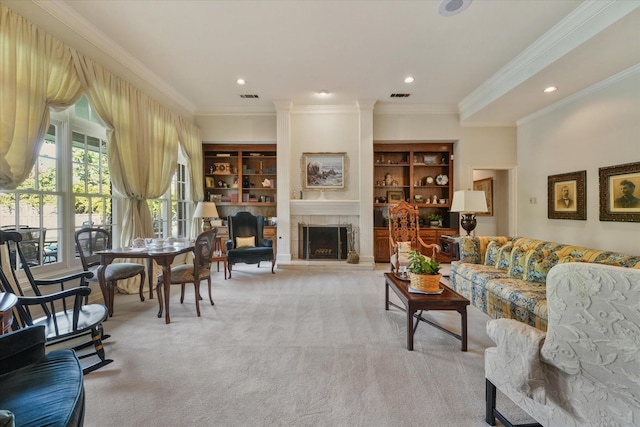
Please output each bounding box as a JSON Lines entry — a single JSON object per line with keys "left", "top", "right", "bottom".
{"left": 473, "top": 177, "right": 493, "bottom": 216}
{"left": 599, "top": 161, "right": 640, "bottom": 222}
{"left": 205, "top": 176, "right": 215, "bottom": 188}
{"left": 548, "top": 170, "right": 586, "bottom": 220}
{"left": 301, "top": 152, "right": 347, "bottom": 190}
{"left": 386, "top": 190, "right": 404, "bottom": 203}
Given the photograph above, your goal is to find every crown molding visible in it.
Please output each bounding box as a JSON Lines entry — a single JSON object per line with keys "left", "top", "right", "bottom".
{"left": 517, "top": 63, "right": 640, "bottom": 127}
{"left": 195, "top": 106, "right": 276, "bottom": 116}
{"left": 290, "top": 104, "right": 360, "bottom": 114}
{"left": 458, "top": 0, "right": 640, "bottom": 122}
{"left": 373, "top": 103, "right": 458, "bottom": 115}
{"left": 32, "top": 0, "right": 195, "bottom": 114}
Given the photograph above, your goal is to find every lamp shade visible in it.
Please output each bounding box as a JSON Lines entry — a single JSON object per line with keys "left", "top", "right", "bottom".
{"left": 450, "top": 190, "right": 488, "bottom": 213}
{"left": 193, "top": 202, "right": 219, "bottom": 219}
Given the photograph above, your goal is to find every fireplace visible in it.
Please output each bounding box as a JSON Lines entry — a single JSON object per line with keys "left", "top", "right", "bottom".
{"left": 299, "top": 224, "right": 349, "bottom": 260}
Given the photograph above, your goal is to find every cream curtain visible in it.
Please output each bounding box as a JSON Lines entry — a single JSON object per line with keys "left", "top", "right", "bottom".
{"left": 176, "top": 116, "right": 204, "bottom": 238}
{"left": 72, "top": 53, "right": 179, "bottom": 293}
{"left": 0, "top": 4, "right": 83, "bottom": 189}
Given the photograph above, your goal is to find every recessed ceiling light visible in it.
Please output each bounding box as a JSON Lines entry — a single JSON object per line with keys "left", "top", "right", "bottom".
{"left": 438, "top": 0, "right": 472, "bottom": 17}
{"left": 236, "top": 78, "right": 246, "bottom": 85}
{"left": 544, "top": 86, "right": 558, "bottom": 93}
{"left": 404, "top": 76, "right": 415, "bottom": 84}
{"left": 317, "top": 90, "right": 330, "bottom": 97}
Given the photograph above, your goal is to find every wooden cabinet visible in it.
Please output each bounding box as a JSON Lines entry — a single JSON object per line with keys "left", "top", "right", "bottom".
{"left": 202, "top": 144, "right": 277, "bottom": 220}
{"left": 374, "top": 228, "right": 457, "bottom": 263}
{"left": 373, "top": 142, "right": 455, "bottom": 262}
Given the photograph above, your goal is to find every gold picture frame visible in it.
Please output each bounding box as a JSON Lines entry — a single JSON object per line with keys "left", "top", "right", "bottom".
{"left": 548, "top": 170, "right": 586, "bottom": 220}
{"left": 473, "top": 177, "right": 493, "bottom": 216}
{"left": 301, "top": 152, "right": 347, "bottom": 190}
{"left": 386, "top": 190, "right": 404, "bottom": 204}
{"left": 599, "top": 161, "right": 640, "bottom": 222}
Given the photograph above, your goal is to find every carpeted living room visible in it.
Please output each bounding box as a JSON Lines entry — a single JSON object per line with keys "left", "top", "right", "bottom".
{"left": 80, "top": 265, "right": 536, "bottom": 427}
{"left": 2, "top": 1, "right": 639, "bottom": 426}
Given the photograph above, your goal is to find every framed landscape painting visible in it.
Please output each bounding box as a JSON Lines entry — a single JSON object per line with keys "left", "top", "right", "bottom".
{"left": 599, "top": 161, "right": 640, "bottom": 222}
{"left": 302, "top": 152, "right": 347, "bottom": 190}
{"left": 548, "top": 170, "right": 586, "bottom": 220}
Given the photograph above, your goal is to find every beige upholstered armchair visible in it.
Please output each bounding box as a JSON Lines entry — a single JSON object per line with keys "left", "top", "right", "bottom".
{"left": 485, "top": 263, "right": 640, "bottom": 426}
{"left": 388, "top": 200, "right": 439, "bottom": 272}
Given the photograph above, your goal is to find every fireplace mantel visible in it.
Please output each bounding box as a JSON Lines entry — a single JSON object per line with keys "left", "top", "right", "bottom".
{"left": 290, "top": 200, "right": 360, "bottom": 216}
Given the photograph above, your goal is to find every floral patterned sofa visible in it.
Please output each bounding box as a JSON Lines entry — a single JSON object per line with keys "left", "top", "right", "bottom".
{"left": 449, "top": 236, "right": 640, "bottom": 331}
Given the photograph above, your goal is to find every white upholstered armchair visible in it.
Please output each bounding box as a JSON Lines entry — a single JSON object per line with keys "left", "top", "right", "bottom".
{"left": 485, "top": 262, "right": 640, "bottom": 427}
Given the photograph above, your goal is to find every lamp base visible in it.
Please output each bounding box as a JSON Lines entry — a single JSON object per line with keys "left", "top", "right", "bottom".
{"left": 460, "top": 213, "right": 477, "bottom": 236}
{"left": 202, "top": 218, "right": 212, "bottom": 231}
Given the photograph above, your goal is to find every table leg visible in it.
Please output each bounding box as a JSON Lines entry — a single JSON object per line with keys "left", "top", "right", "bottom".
{"left": 162, "top": 264, "right": 172, "bottom": 324}
{"left": 385, "top": 282, "right": 389, "bottom": 310}
{"left": 460, "top": 307, "right": 468, "bottom": 352}
{"left": 407, "top": 308, "right": 415, "bottom": 351}
{"left": 146, "top": 258, "right": 154, "bottom": 300}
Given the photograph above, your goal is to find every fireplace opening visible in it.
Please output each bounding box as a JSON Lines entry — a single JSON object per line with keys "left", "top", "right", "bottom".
{"left": 299, "top": 224, "right": 349, "bottom": 260}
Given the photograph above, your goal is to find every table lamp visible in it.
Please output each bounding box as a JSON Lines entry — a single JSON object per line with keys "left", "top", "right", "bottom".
{"left": 193, "top": 202, "right": 219, "bottom": 231}
{"left": 450, "top": 190, "right": 488, "bottom": 236}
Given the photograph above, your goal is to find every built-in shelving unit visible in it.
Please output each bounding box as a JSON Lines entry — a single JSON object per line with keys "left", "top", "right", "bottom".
{"left": 373, "top": 142, "right": 457, "bottom": 263}
{"left": 202, "top": 144, "right": 277, "bottom": 220}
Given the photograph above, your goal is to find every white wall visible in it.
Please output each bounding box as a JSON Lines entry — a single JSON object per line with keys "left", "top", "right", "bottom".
{"left": 290, "top": 110, "right": 361, "bottom": 200}
{"left": 517, "top": 67, "right": 640, "bottom": 255}
{"left": 196, "top": 115, "right": 276, "bottom": 142}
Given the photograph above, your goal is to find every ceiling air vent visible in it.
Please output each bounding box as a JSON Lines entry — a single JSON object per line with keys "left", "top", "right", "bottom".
{"left": 390, "top": 93, "right": 411, "bottom": 98}
{"left": 240, "top": 94, "right": 259, "bottom": 99}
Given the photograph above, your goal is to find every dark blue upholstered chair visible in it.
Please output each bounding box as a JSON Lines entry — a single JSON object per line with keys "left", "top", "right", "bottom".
{"left": 225, "top": 212, "right": 275, "bottom": 278}
{"left": 0, "top": 326, "right": 85, "bottom": 427}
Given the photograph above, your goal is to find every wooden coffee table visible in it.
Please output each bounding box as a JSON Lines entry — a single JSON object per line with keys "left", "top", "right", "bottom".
{"left": 384, "top": 272, "right": 469, "bottom": 351}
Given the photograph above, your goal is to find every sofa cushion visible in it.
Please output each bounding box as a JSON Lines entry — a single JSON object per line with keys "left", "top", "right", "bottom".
{"left": 397, "top": 241, "right": 411, "bottom": 255}
{"left": 486, "top": 278, "right": 548, "bottom": 331}
{"left": 0, "top": 350, "right": 85, "bottom": 427}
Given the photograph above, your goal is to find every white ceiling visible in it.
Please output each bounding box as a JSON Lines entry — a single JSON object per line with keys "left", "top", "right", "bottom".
{"left": 8, "top": 0, "right": 640, "bottom": 124}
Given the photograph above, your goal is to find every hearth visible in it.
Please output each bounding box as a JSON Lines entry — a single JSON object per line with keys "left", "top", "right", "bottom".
{"left": 299, "top": 224, "right": 349, "bottom": 260}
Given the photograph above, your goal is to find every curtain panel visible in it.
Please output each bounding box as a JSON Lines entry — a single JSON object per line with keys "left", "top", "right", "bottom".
{"left": 176, "top": 116, "right": 204, "bottom": 238}
{"left": 0, "top": 4, "right": 83, "bottom": 190}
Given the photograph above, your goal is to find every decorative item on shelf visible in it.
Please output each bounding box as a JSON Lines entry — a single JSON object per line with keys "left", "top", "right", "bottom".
{"left": 414, "top": 195, "right": 423, "bottom": 203}
{"left": 427, "top": 213, "right": 442, "bottom": 227}
{"left": 384, "top": 173, "right": 393, "bottom": 186}
{"left": 425, "top": 176, "right": 434, "bottom": 185}
{"left": 261, "top": 178, "right": 273, "bottom": 188}
{"left": 436, "top": 174, "right": 449, "bottom": 185}
{"left": 424, "top": 155, "right": 437, "bottom": 164}
{"left": 214, "top": 163, "right": 231, "bottom": 174}
{"left": 432, "top": 194, "right": 438, "bottom": 204}
{"left": 407, "top": 250, "right": 441, "bottom": 293}
{"left": 450, "top": 190, "right": 488, "bottom": 236}
{"left": 209, "top": 165, "right": 214, "bottom": 174}
{"left": 193, "top": 201, "right": 219, "bottom": 232}
{"left": 243, "top": 176, "right": 250, "bottom": 188}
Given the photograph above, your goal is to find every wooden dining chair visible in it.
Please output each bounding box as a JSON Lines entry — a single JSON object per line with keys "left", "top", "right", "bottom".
{"left": 75, "top": 227, "right": 146, "bottom": 317}
{"left": 157, "top": 229, "right": 217, "bottom": 321}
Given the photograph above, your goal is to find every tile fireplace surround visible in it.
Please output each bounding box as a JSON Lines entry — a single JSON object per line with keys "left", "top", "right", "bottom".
{"left": 278, "top": 200, "right": 373, "bottom": 271}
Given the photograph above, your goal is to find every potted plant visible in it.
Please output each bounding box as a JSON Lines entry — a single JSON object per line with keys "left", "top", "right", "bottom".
{"left": 427, "top": 213, "right": 442, "bottom": 227}
{"left": 407, "top": 250, "right": 441, "bottom": 292}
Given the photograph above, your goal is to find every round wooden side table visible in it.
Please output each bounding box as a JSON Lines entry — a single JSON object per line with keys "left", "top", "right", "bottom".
{"left": 0, "top": 292, "right": 18, "bottom": 335}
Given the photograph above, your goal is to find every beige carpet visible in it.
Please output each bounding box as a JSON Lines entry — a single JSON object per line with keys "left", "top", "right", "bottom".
{"left": 81, "top": 264, "right": 534, "bottom": 427}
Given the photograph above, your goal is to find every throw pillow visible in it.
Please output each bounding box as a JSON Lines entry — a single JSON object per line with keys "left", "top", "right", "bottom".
{"left": 485, "top": 240, "right": 502, "bottom": 266}
{"left": 236, "top": 236, "right": 256, "bottom": 248}
{"left": 494, "top": 241, "right": 514, "bottom": 270}
{"left": 397, "top": 241, "right": 411, "bottom": 254}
